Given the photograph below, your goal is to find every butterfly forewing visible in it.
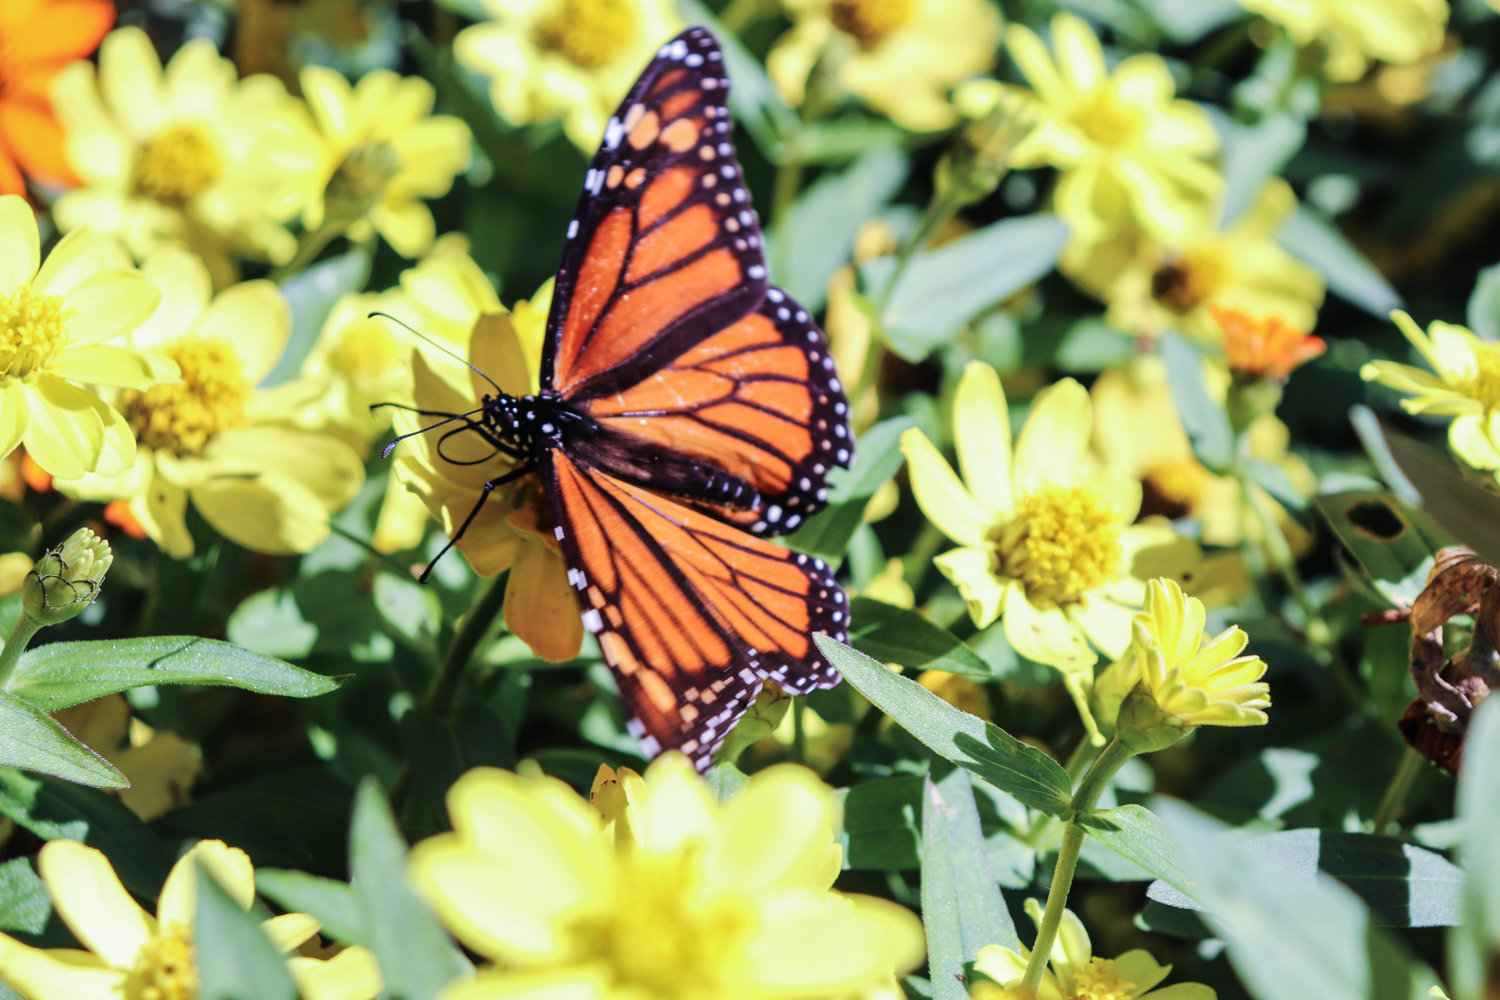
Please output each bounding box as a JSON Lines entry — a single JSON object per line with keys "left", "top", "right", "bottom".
{"left": 543, "top": 28, "right": 769, "bottom": 403}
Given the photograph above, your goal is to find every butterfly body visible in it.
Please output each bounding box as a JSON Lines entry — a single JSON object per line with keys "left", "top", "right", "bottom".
{"left": 440, "top": 27, "right": 856, "bottom": 771}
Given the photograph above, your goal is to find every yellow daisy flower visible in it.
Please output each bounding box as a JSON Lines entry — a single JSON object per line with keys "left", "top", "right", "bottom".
{"left": 50, "top": 27, "right": 322, "bottom": 283}
{"left": 53, "top": 694, "right": 201, "bottom": 821}
{"left": 767, "top": 0, "right": 1002, "bottom": 132}
{"left": 392, "top": 282, "right": 582, "bottom": 660}
{"left": 53, "top": 249, "right": 365, "bottom": 558}
{"left": 1239, "top": 0, "right": 1448, "bottom": 83}
{"left": 900, "top": 362, "right": 1198, "bottom": 734}
{"left": 1064, "top": 180, "right": 1324, "bottom": 343}
{"left": 0, "top": 839, "right": 382, "bottom": 1000}
{"left": 960, "top": 12, "right": 1220, "bottom": 248}
{"left": 407, "top": 754, "right": 925, "bottom": 998}
{"left": 1360, "top": 310, "right": 1500, "bottom": 481}
{"left": 454, "top": 0, "right": 681, "bottom": 151}
{"left": 0, "top": 195, "right": 172, "bottom": 480}
{"left": 300, "top": 66, "right": 473, "bottom": 258}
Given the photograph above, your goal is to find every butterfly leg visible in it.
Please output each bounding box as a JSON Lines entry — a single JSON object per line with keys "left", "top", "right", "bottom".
{"left": 419, "top": 464, "right": 534, "bottom": 583}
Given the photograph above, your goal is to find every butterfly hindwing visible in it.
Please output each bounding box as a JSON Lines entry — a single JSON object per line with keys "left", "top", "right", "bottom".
{"left": 543, "top": 27, "right": 769, "bottom": 403}
{"left": 544, "top": 449, "right": 847, "bottom": 770}
{"left": 572, "top": 285, "right": 855, "bottom": 535}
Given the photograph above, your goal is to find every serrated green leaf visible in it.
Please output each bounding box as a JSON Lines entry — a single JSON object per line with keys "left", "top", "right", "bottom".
{"left": 255, "top": 869, "right": 364, "bottom": 946}
{"left": 1160, "top": 333, "right": 1233, "bottom": 471}
{"left": 1280, "top": 207, "right": 1401, "bottom": 318}
{"left": 0, "top": 691, "right": 125, "bottom": 788}
{"left": 788, "top": 416, "right": 914, "bottom": 564}
{"left": 863, "top": 215, "right": 1068, "bottom": 362}
{"left": 0, "top": 858, "right": 51, "bottom": 936}
{"left": 350, "top": 779, "right": 471, "bottom": 1000}
{"left": 1450, "top": 697, "right": 1500, "bottom": 999}
{"left": 1085, "top": 803, "right": 1194, "bottom": 892}
{"left": 848, "top": 598, "right": 989, "bottom": 677}
{"left": 195, "top": 861, "right": 298, "bottom": 1000}
{"left": 5, "top": 636, "right": 341, "bottom": 712}
{"left": 920, "top": 770, "right": 1019, "bottom": 1000}
{"left": 815, "top": 637, "right": 1072, "bottom": 817}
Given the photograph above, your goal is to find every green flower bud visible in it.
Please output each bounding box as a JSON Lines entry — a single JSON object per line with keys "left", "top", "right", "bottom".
{"left": 322, "top": 141, "right": 402, "bottom": 229}
{"left": 1114, "top": 683, "right": 1189, "bottom": 756}
{"left": 935, "top": 94, "right": 1037, "bottom": 210}
{"left": 719, "top": 683, "right": 793, "bottom": 765}
{"left": 23, "top": 528, "right": 113, "bottom": 627}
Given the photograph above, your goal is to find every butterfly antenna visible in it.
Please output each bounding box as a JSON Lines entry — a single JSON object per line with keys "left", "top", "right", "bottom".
{"left": 380, "top": 404, "right": 489, "bottom": 459}
{"left": 368, "top": 311, "right": 506, "bottom": 397}
{"left": 420, "top": 464, "right": 531, "bottom": 583}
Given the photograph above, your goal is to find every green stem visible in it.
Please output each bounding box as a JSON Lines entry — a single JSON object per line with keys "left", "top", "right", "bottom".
{"left": 877, "top": 190, "right": 959, "bottom": 313}
{"left": 0, "top": 615, "right": 42, "bottom": 689}
{"left": 1371, "top": 746, "right": 1425, "bottom": 834}
{"left": 1022, "top": 736, "right": 1100, "bottom": 847}
{"left": 791, "top": 699, "right": 807, "bottom": 765}
{"left": 1021, "top": 736, "right": 1135, "bottom": 992}
{"left": 270, "top": 220, "right": 344, "bottom": 284}
{"left": 425, "top": 573, "right": 508, "bottom": 718}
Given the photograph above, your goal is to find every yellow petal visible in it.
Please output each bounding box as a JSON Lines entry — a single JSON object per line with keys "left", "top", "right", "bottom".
{"left": 49, "top": 345, "right": 164, "bottom": 390}
{"left": 0, "top": 934, "right": 121, "bottom": 999}
{"left": 38, "top": 840, "right": 155, "bottom": 968}
{"left": 203, "top": 427, "right": 365, "bottom": 511}
{"left": 744, "top": 893, "right": 925, "bottom": 993}
{"left": 20, "top": 378, "right": 108, "bottom": 480}
{"left": 374, "top": 199, "right": 438, "bottom": 259}
{"left": 99, "top": 27, "right": 168, "bottom": 140}
{"left": 953, "top": 362, "right": 1013, "bottom": 521}
{"left": 1012, "top": 378, "right": 1093, "bottom": 495}
{"left": 900, "top": 428, "right": 990, "bottom": 547}
{"left": 199, "top": 281, "right": 290, "bottom": 385}
{"left": 504, "top": 539, "right": 583, "bottom": 662}
{"left": 1050, "top": 13, "right": 1106, "bottom": 94}
{"left": 139, "top": 456, "right": 195, "bottom": 559}
{"left": 61, "top": 270, "right": 162, "bottom": 347}
{"left": 707, "top": 763, "right": 841, "bottom": 896}
{"left": 33, "top": 230, "right": 117, "bottom": 301}
{"left": 190, "top": 472, "right": 334, "bottom": 555}
{"left": 136, "top": 249, "right": 214, "bottom": 348}
{"left": 287, "top": 945, "right": 385, "bottom": 1000}
{"left": 933, "top": 547, "right": 1007, "bottom": 628}
{"left": 0, "top": 195, "right": 39, "bottom": 295}
{"left": 261, "top": 912, "right": 322, "bottom": 953}
{"left": 158, "top": 840, "right": 256, "bottom": 926}
{"left": 1001, "top": 585, "right": 1095, "bottom": 673}
{"left": 436, "top": 967, "right": 608, "bottom": 1000}
{"left": 0, "top": 386, "right": 29, "bottom": 464}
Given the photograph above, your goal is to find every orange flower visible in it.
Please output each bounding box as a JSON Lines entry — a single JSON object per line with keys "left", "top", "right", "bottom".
{"left": 1213, "top": 304, "right": 1326, "bottom": 380}
{"left": 0, "top": 0, "right": 114, "bottom": 195}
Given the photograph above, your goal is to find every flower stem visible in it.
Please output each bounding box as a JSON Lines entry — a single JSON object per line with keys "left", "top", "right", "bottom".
{"left": 1021, "top": 736, "right": 1100, "bottom": 848}
{"left": 1021, "top": 736, "right": 1134, "bottom": 992}
{"left": 0, "top": 616, "right": 42, "bottom": 690}
{"left": 425, "top": 573, "right": 507, "bottom": 719}
{"left": 1371, "top": 745, "right": 1425, "bottom": 834}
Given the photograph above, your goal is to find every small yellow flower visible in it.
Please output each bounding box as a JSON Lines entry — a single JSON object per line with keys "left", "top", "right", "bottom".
{"left": 0, "top": 839, "right": 382, "bottom": 1000}
{"left": 53, "top": 694, "right": 201, "bottom": 821}
{"left": 1239, "top": 0, "right": 1448, "bottom": 82}
{"left": 1064, "top": 180, "right": 1324, "bottom": 343}
{"left": 1360, "top": 310, "right": 1500, "bottom": 481}
{"left": 455, "top": 0, "right": 682, "bottom": 151}
{"left": 0, "top": 195, "right": 172, "bottom": 480}
{"left": 300, "top": 67, "right": 472, "bottom": 258}
{"left": 53, "top": 249, "right": 365, "bottom": 558}
{"left": 767, "top": 0, "right": 1002, "bottom": 132}
{"left": 1108, "top": 578, "right": 1270, "bottom": 750}
{"left": 51, "top": 27, "right": 322, "bottom": 282}
{"left": 408, "top": 754, "right": 925, "bottom": 998}
{"left": 900, "top": 362, "right": 1199, "bottom": 738}
{"left": 919, "top": 669, "right": 992, "bottom": 719}
{"left": 960, "top": 13, "right": 1220, "bottom": 248}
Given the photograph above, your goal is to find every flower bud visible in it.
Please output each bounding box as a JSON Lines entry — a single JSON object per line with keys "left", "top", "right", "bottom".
{"left": 935, "top": 92, "right": 1037, "bottom": 210}
{"left": 322, "top": 141, "right": 402, "bottom": 230}
{"left": 23, "top": 528, "right": 113, "bottom": 627}
{"left": 1114, "top": 683, "right": 1190, "bottom": 756}
{"left": 719, "top": 683, "right": 793, "bottom": 764}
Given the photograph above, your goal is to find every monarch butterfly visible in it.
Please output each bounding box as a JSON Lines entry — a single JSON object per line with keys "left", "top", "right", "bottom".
{"left": 409, "top": 26, "right": 854, "bottom": 772}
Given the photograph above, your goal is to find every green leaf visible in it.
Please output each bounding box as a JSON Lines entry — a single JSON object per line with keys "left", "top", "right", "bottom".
{"left": 863, "top": 215, "right": 1069, "bottom": 362}
{"left": 0, "top": 691, "right": 125, "bottom": 789}
{"left": 838, "top": 776, "right": 923, "bottom": 871}
{"left": 1160, "top": 333, "right": 1233, "bottom": 471}
{"left": 848, "top": 598, "right": 989, "bottom": 677}
{"left": 6, "top": 636, "right": 341, "bottom": 712}
{"left": 1312, "top": 490, "right": 1450, "bottom": 608}
{"left": 787, "top": 416, "right": 914, "bottom": 564}
{"left": 1280, "top": 207, "right": 1401, "bottom": 318}
{"left": 0, "top": 769, "right": 172, "bottom": 899}
{"left": 349, "top": 779, "right": 471, "bottom": 1000}
{"left": 256, "top": 869, "right": 364, "bottom": 946}
{"left": 264, "top": 246, "right": 372, "bottom": 387}
{"left": 1084, "top": 803, "right": 1194, "bottom": 892}
{"left": 1450, "top": 697, "right": 1500, "bottom": 999}
{"left": 1219, "top": 112, "right": 1307, "bottom": 227}
{"left": 1147, "top": 828, "right": 1463, "bottom": 928}
{"left": 195, "top": 861, "right": 298, "bottom": 1000}
{"left": 814, "top": 636, "right": 1072, "bottom": 818}
{"left": 1154, "top": 799, "right": 1439, "bottom": 1000}
{"left": 1467, "top": 259, "right": 1500, "bottom": 339}
{"left": 768, "top": 148, "right": 908, "bottom": 312}
{"left": 920, "top": 770, "right": 1019, "bottom": 1000}
{"left": 0, "top": 858, "right": 52, "bottom": 936}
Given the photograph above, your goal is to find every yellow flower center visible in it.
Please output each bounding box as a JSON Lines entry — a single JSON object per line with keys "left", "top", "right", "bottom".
{"left": 125, "top": 922, "right": 198, "bottom": 1000}
{"left": 830, "top": 0, "right": 915, "bottom": 50}
{"left": 532, "top": 0, "right": 637, "bottom": 69}
{"left": 132, "top": 124, "right": 222, "bottom": 205}
{"left": 1142, "top": 458, "right": 1204, "bottom": 519}
{"left": 1151, "top": 247, "right": 1225, "bottom": 315}
{"left": 0, "top": 286, "right": 72, "bottom": 378}
{"left": 567, "top": 849, "right": 754, "bottom": 998}
{"left": 331, "top": 320, "right": 403, "bottom": 380}
{"left": 1072, "top": 956, "right": 1135, "bottom": 1000}
{"left": 994, "top": 484, "right": 1123, "bottom": 606}
{"left": 1072, "top": 86, "right": 1147, "bottom": 148}
{"left": 122, "top": 337, "right": 251, "bottom": 456}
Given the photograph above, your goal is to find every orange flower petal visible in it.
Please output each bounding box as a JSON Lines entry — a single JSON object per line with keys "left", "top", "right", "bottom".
{"left": 0, "top": 100, "right": 78, "bottom": 185}
{"left": 6, "top": 0, "right": 114, "bottom": 67}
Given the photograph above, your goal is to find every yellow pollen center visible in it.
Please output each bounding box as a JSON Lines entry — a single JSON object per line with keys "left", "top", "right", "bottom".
{"left": 533, "top": 0, "right": 638, "bottom": 69}
{"left": 121, "top": 337, "right": 251, "bottom": 456}
{"left": 994, "top": 484, "right": 1123, "bottom": 606}
{"left": 1151, "top": 247, "right": 1225, "bottom": 315}
{"left": 125, "top": 922, "right": 198, "bottom": 1000}
{"left": 1072, "top": 956, "right": 1135, "bottom": 1000}
{"left": 1073, "top": 86, "right": 1147, "bottom": 148}
{"left": 0, "top": 286, "right": 71, "bottom": 378}
{"left": 331, "top": 321, "right": 403, "bottom": 380}
{"left": 830, "top": 0, "right": 915, "bottom": 50}
{"left": 132, "top": 124, "right": 222, "bottom": 205}
{"left": 566, "top": 850, "right": 753, "bottom": 999}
